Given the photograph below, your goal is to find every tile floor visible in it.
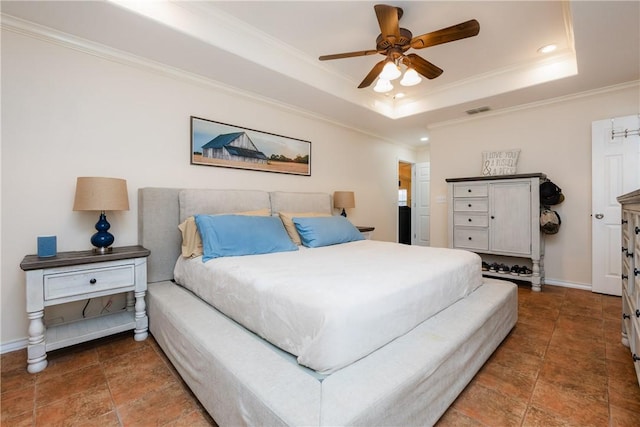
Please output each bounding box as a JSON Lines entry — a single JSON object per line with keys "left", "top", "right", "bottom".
{"left": 2, "top": 283, "right": 640, "bottom": 426}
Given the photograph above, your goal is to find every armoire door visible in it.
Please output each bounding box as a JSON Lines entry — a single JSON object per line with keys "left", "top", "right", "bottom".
{"left": 490, "top": 181, "right": 532, "bottom": 255}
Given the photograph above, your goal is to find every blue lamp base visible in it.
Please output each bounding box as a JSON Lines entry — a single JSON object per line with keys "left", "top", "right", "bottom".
{"left": 91, "top": 211, "right": 115, "bottom": 253}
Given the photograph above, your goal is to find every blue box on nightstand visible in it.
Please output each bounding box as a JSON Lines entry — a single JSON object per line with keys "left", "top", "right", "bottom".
{"left": 37, "top": 236, "right": 57, "bottom": 257}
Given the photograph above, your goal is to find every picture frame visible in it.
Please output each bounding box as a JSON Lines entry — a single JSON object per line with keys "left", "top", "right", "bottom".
{"left": 190, "top": 116, "right": 311, "bottom": 176}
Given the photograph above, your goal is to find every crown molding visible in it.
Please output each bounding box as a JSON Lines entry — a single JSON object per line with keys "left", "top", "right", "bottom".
{"left": 429, "top": 80, "right": 640, "bottom": 129}
{"left": 1, "top": 13, "right": 407, "bottom": 148}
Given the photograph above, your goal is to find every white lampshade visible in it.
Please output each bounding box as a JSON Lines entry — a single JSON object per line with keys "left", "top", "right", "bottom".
{"left": 379, "top": 61, "right": 401, "bottom": 80}
{"left": 373, "top": 78, "right": 393, "bottom": 93}
{"left": 400, "top": 68, "right": 422, "bottom": 86}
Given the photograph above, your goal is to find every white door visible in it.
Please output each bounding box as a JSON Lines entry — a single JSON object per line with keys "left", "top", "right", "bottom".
{"left": 592, "top": 114, "right": 640, "bottom": 295}
{"left": 414, "top": 162, "right": 430, "bottom": 246}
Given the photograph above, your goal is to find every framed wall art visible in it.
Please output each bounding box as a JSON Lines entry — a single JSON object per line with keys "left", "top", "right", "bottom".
{"left": 190, "top": 116, "right": 311, "bottom": 176}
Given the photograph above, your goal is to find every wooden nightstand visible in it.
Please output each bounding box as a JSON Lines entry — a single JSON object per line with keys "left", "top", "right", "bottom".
{"left": 357, "top": 226, "right": 375, "bottom": 240}
{"left": 20, "top": 245, "right": 150, "bottom": 373}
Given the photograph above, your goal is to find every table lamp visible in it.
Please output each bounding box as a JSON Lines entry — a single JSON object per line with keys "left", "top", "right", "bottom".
{"left": 73, "top": 177, "right": 129, "bottom": 253}
{"left": 333, "top": 191, "right": 355, "bottom": 217}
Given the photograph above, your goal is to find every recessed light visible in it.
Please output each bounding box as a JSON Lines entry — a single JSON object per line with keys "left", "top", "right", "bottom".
{"left": 538, "top": 44, "right": 557, "bottom": 54}
{"left": 420, "top": 136, "right": 429, "bottom": 142}
{"left": 394, "top": 92, "right": 406, "bottom": 99}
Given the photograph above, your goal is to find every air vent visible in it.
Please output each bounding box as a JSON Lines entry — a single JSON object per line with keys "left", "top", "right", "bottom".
{"left": 466, "top": 106, "right": 491, "bottom": 115}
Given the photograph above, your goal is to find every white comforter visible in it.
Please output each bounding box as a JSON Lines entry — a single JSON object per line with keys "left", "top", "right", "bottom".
{"left": 174, "top": 240, "right": 482, "bottom": 374}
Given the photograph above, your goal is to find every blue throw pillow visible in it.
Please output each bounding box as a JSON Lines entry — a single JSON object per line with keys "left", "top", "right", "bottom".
{"left": 293, "top": 216, "right": 364, "bottom": 248}
{"left": 194, "top": 214, "right": 298, "bottom": 262}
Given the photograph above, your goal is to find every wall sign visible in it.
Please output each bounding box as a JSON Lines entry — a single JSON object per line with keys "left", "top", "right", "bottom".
{"left": 481, "top": 149, "right": 520, "bottom": 176}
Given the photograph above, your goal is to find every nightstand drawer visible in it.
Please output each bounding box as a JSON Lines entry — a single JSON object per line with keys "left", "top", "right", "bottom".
{"left": 44, "top": 264, "right": 135, "bottom": 301}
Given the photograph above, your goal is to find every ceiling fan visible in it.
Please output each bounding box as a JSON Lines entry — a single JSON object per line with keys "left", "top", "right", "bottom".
{"left": 319, "top": 4, "right": 480, "bottom": 89}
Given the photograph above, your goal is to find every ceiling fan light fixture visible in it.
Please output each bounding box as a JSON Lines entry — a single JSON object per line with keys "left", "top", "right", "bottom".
{"left": 400, "top": 68, "right": 422, "bottom": 86}
{"left": 380, "top": 61, "right": 401, "bottom": 80}
{"left": 373, "top": 78, "right": 393, "bottom": 93}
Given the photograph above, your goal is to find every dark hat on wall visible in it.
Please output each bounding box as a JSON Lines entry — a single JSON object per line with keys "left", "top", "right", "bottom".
{"left": 540, "top": 181, "right": 565, "bottom": 206}
{"left": 540, "top": 209, "right": 561, "bottom": 234}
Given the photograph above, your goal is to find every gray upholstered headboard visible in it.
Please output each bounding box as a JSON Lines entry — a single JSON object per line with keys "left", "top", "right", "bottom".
{"left": 138, "top": 188, "right": 332, "bottom": 283}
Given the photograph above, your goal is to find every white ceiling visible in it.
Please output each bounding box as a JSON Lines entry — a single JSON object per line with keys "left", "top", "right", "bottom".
{"left": 2, "top": 1, "right": 639, "bottom": 147}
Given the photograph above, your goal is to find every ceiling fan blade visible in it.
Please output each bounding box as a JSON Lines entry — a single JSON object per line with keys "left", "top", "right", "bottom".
{"left": 358, "top": 60, "right": 386, "bottom": 88}
{"left": 319, "top": 49, "right": 380, "bottom": 61}
{"left": 410, "top": 19, "right": 480, "bottom": 49}
{"left": 374, "top": 4, "right": 402, "bottom": 47}
{"left": 404, "top": 54, "right": 443, "bottom": 79}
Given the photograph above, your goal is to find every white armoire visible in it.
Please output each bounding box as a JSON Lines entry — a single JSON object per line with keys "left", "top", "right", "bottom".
{"left": 446, "top": 173, "right": 546, "bottom": 291}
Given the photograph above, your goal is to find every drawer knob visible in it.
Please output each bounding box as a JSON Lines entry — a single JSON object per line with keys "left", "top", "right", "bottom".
{"left": 628, "top": 252, "right": 634, "bottom": 258}
{"left": 636, "top": 309, "right": 640, "bottom": 318}
{"left": 89, "top": 278, "right": 97, "bottom": 285}
{"left": 468, "top": 189, "right": 472, "bottom": 193}
{"left": 622, "top": 219, "right": 628, "bottom": 224}
{"left": 635, "top": 268, "right": 640, "bottom": 277}
{"left": 468, "top": 204, "right": 472, "bottom": 207}
{"left": 636, "top": 226, "right": 640, "bottom": 234}
{"left": 468, "top": 218, "right": 472, "bottom": 222}
{"left": 623, "top": 313, "right": 631, "bottom": 320}
{"left": 634, "top": 354, "right": 640, "bottom": 362}
{"left": 468, "top": 237, "right": 472, "bottom": 241}
{"left": 622, "top": 246, "right": 627, "bottom": 253}
{"left": 622, "top": 274, "right": 629, "bottom": 280}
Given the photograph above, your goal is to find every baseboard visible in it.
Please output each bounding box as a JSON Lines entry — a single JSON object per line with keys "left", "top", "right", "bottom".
{"left": 544, "top": 278, "right": 592, "bottom": 291}
{"left": 1, "top": 337, "right": 28, "bottom": 354}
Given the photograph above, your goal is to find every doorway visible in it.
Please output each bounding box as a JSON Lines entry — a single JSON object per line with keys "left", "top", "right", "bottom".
{"left": 397, "top": 161, "right": 430, "bottom": 246}
{"left": 398, "top": 161, "right": 412, "bottom": 244}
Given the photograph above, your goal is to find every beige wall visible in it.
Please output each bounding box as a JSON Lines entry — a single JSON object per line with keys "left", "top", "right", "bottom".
{"left": 0, "top": 29, "right": 417, "bottom": 349}
{"left": 429, "top": 84, "right": 639, "bottom": 288}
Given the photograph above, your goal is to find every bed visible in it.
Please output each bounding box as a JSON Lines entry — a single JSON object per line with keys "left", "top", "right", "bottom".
{"left": 138, "top": 188, "right": 517, "bottom": 426}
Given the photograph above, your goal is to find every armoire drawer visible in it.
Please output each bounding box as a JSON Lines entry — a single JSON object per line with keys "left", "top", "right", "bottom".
{"left": 453, "top": 183, "right": 488, "bottom": 198}
{"left": 453, "top": 228, "right": 489, "bottom": 250}
{"left": 453, "top": 198, "right": 488, "bottom": 212}
{"left": 454, "top": 213, "right": 489, "bottom": 227}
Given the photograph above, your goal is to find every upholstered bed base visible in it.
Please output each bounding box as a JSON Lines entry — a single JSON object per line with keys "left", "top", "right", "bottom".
{"left": 138, "top": 187, "right": 518, "bottom": 426}
{"left": 148, "top": 279, "right": 516, "bottom": 426}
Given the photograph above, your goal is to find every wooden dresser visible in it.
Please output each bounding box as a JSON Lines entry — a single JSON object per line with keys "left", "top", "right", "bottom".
{"left": 446, "top": 173, "right": 546, "bottom": 291}
{"left": 618, "top": 188, "right": 640, "bottom": 386}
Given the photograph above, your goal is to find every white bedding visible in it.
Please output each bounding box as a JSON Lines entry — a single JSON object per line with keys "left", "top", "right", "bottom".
{"left": 174, "top": 239, "right": 482, "bottom": 374}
